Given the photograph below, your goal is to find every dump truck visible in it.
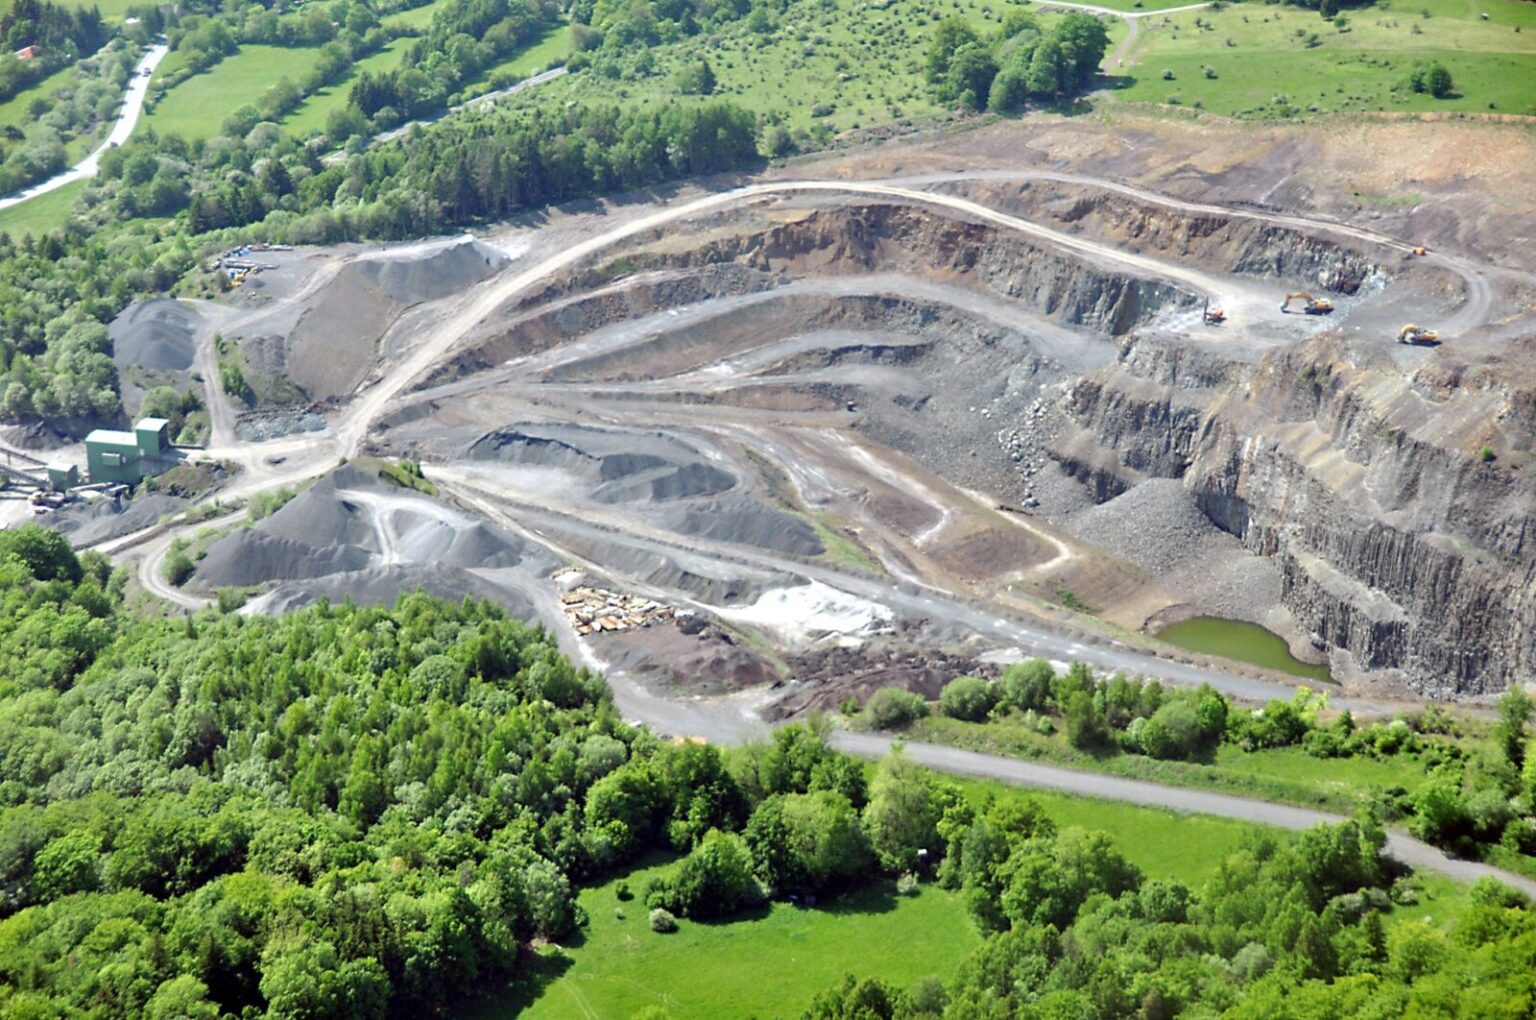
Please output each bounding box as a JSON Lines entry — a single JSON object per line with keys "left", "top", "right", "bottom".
{"left": 1281, "top": 292, "right": 1334, "bottom": 315}
{"left": 1398, "top": 323, "right": 1440, "bottom": 345}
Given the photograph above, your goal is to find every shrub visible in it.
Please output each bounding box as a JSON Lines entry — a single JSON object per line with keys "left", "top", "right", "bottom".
{"left": 896, "top": 872, "right": 920, "bottom": 896}
{"left": 940, "top": 676, "right": 998, "bottom": 722}
{"left": 863, "top": 687, "right": 928, "bottom": 730}
{"left": 615, "top": 880, "right": 632, "bottom": 901}
{"left": 1000, "top": 659, "right": 1054, "bottom": 712}
{"left": 164, "top": 550, "right": 195, "bottom": 587}
{"left": 649, "top": 908, "right": 678, "bottom": 933}
{"left": 653, "top": 830, "right": 760, "bottom": 918}
{"left": 1481, "top": 446, "right": 1496, "bottom": 462}
{"left": 1161, "top": 68, "right": 1175, "bottom": 80}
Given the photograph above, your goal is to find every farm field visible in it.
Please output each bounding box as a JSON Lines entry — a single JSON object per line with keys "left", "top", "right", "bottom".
{"left": 147, "top": 45, "right": 326, "bottom": 139}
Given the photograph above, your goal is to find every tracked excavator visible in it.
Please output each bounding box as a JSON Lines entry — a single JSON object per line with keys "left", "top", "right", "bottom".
{"left": 1202, "top": 298, "right": 1226, "bottom": 325}
{"left": 1280, "top": 292, "right": 1334, "bottom": 315}
{"left": 1398, "top": 323, "right": 1440, "bottom": 345}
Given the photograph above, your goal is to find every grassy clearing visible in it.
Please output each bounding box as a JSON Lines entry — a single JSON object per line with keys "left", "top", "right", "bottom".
{"left": 0, "top": 63, "right": 75, "bottom": 133}
{"left": 499, "top": 854, "right": 981, "bottom": 1020}
{"left": 147, "top": 45, "right": 326, "bottom": 139}
{"left": 1113, "top": 0, "right": 1536, "bottom": 116}
{"left": 948, "top": 775, "right": 1267, "bottom": 883}
{"left": 48, "top": 0, "right": 141, "bottom": 18}
{"left": 383, "top": 0, "right": 450, "bottom": 31}
{"left": 547, "top": 0, "right": 1084, "bottom": 134}
{"left": 912, "top": 713, "right": 1434, "bottom": 815}
{"left": 809, "top": 512, "right": 885, "bottom": 574}
{"left": 281, "top": 39, "right": 411, "bottom": 137}
{"left": 0, "top": 179, "right": 83, "bottom": 236}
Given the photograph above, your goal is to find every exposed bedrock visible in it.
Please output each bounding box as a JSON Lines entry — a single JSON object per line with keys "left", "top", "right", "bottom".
{"left": 1059, "top": 331, "right": 1536, "bottom": 697}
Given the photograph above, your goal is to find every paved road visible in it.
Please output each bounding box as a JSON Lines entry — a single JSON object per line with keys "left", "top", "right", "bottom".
{"left": 0, "top": 44, "right": 169, "bottom": 213}
{"left": 831, "top": 732, "right": 1536, "bottom": 898}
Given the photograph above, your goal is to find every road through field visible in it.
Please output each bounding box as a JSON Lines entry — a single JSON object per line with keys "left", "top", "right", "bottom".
{"left": 0, "top": 44, "right": 169, "bottom": 213}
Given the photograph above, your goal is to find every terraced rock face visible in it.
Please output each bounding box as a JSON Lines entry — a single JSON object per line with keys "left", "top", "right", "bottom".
{"left": 180, "top": 173, "right": 1531, "bottom": 703}
{"left": 1061, "top": 325, "right": 1536, "bottom": 697}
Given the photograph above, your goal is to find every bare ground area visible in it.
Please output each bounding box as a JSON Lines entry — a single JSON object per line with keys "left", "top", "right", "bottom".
{"left": 75, "top": 115, "right": 1536, "bottom": 715}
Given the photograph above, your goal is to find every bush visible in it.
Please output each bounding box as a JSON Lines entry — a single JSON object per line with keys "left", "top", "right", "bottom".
{"left": 863, "top": 688, "right": 928, "bottom": 730}
{"left": 649, "top": 908, "right": 678, "bottom": 933}
{"left": 164, "top": 550, "right": 195, "bottom": 587}
{"left": 1481, "top": 446, "right": 1496, "bottom": 463}
{"left": 1000, "top": 659, "right": 1054, "bottom": 712}
{"left": 615, "top": 880, "right": 632, "bottom": 901}
{"left": 896, "top": 872, "right": 920, "bottom": 896}
{"left": 1161, "top": 68, "right": 1175, "bottom": 80}
{"left": 940, "top": 676, "right": 998, "bottom": 722}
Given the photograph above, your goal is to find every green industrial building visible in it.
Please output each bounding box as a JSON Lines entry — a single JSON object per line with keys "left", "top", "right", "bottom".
{"left": 84, "top": 418, "right": 175, "bottom": 484}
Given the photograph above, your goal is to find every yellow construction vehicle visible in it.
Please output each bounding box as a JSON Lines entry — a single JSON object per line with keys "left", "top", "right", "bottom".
{"left": 1203, "top": 298, "right": 1226, "bottom": 325}
{"left": 1281, "top": 292, "right": 1334, "bottom": 315}
{"left": 1398, "top": 323, "right": 1440, "bottom": 345}
{"left": 1410, "top": 245, "right": 1429, "bottom": 257}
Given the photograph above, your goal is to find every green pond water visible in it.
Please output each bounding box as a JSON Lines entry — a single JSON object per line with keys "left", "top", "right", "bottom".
{"left": 1155, "top": 616, "right": 1331, "bottom": 682}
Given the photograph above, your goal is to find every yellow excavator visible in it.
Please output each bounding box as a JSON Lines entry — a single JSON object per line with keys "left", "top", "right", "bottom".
{"left": 1398, "top": 323, "right": 1440, "bottom": 345}
{"left": 1281, "top": 292, "right": 1334, "bottom": 315}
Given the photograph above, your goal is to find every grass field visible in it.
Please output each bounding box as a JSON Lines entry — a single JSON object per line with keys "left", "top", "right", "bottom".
{"left": 281, "top": 39, "right": 411, "bottom": 137}
{"left": 0, "top": 179, "right": 83, "bottom": 236}
{"left": 515, "top": 0, "right": 1534, "bottom": 134}
{"left": 1113, "top": 0, "right": 1536, "bottom": 116}
{"left": 0, "top": 64, "right": 75, "bottom": 133}
{"left": 383, "top": 0, "right": 448, "bottom": 31}
{"left": 486, "top": 774, "right": 1481, "bottom": 1019}
{"left": 148, "top": 45, "right": 327, "bottom": 139}
{"left": 498, "top": 856, "right": 982, "bottom": 1020}
{"left": 453, "top": 24, "right": 572, "bottom": 103}
{"left": 49, "top": 0, "right": 141, "bottom": 18}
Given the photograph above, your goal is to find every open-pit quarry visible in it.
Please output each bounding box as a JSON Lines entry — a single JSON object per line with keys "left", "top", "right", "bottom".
{"left": 74, "top": 118, "right": 1536, "bottom": 723}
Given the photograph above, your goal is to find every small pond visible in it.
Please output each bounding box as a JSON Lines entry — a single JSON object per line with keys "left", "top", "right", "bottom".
{"left": 1155, "top": 616, "right": 1331, "bottom": 682}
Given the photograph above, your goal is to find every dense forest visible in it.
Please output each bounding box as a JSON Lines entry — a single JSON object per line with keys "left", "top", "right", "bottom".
{"left": 1, "top": 523, "right": 1535, "bottom": 1018}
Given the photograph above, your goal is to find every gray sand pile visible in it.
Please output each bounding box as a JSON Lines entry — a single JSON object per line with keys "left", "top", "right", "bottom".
{"left": 658, "top": 498, "right": 825, "bottom": 557}
{"left": 109, "top": 299, "right": 201, "bottom": 373}
{"left": 1067, "top": 478, "right": 1282, "bottom": 619}
{"left": 53, "top": 494, "right": 187, "bottom": 546}
{"left": 353, "top": 238, "right": 508, "bottom": 305}
{"left": 196, "top": 532, "right": 373, "bottom": 587}
{"left": 195, "top": 464, "right": 545, "bottom": 597}
{"left": 253, "top": 563, "right": 537, "bottom": 619}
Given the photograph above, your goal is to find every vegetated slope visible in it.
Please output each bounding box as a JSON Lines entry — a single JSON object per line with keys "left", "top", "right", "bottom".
{"left": 4, "top": 526, "right": 1536, "bottom": 1018}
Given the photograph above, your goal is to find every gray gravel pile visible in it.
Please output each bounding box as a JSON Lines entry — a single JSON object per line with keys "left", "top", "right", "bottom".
{"left": 54, "top": 494, "right": 187, "bottom": 546}
{"left": 1066, "top": 478, "right": 1226, "bottom": 577}
{"left": 109, "top": 299, "right": 201, "bottom": 373}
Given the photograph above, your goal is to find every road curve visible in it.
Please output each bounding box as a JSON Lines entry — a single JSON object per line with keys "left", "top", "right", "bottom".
{"left": 1030, "top": 1, "right": 1212, "bottom": 69}
{"left": 0, "top": 43, "right": 169, "bottom": 214}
